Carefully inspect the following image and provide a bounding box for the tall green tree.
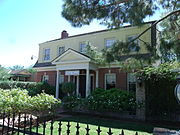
[159,12,180,62]
[62,0,180,66]
[62,0,179,28]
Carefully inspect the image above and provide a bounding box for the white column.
[96,70,99,88]
[56,70,59,99]
[76,76,79,96]
[68,75,70,82]
[86,68,90,97]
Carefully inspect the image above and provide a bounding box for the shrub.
[62,96,84,110]
[0,81,55,96]
[0,88,31,113]
[86,88,137,112]
[62,88,137,112]
[30,93,61,116]
[61,82,76,96]
[0,88,61,115]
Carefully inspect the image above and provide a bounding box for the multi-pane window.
[105,74,116,90]
[44,48,50,60]
[58,46,65,56]
[80,42,87,53]
[105,39,116,48]
[127,73,136,92]
[127,35,139,52]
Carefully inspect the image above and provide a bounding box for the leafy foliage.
[137,62,180,81]
[137,62,180,120]
[62,0,179,69]
[61,82,76,96]
[62,0,156,28]
[159,12,180,62]
[0,89,61,114]
[0,81,56,96]
[62,88,137,112]
[0,65,10,81]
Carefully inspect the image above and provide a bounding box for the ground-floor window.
[105,73,116,90]
[42,75,49,83]
[127,73,136,92]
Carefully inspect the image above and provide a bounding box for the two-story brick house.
[33,21,156,99]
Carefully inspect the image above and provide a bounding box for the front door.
[79,75,86,98]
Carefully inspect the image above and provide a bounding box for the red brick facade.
[98,68,127,90]
[35,71,56,86]
[35,68,127,90]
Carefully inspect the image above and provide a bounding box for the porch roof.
[52,48,97,70]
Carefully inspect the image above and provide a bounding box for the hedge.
[0,81,55,96]
[62,88,137,112]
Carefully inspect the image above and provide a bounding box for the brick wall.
[98,68,127,90]
[35,71,56,86]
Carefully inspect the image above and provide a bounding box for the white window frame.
[105,38,116,48]
[127,35,139,52]
[79,42,87,53]
[43,48,50,61]
[127,73,136,92]
[105,73,116,90]
[58,46,65,56]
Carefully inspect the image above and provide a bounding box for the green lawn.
[32,115,155,135]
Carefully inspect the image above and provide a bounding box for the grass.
[31,115,155,135]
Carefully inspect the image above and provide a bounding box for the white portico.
[52,49,98,98]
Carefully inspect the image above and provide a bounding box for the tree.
[62,0,180,69]
[159,12,180,62]
[0,65,10,80]
[9,65,24,71]
[62,0,179,28]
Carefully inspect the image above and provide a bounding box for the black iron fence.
[0,113,139,135]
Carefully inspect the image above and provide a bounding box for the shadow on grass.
[57,114,154,133]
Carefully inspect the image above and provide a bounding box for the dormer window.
[105,38,116,48]
[44,48,50,61]
[58,46,65,56]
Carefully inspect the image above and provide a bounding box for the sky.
[0,0,162,68]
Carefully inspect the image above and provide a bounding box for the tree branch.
[130,9,180,43]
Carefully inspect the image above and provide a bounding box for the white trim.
[33,66,56,71]
[52,49,90,64]
[96,70,99,88]
[54,59,90,65]
[56,63,90,71]
[86,68,90,97]
[104,73,116,90]
[56,70,59,99]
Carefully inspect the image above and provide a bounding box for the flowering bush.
[0,88,61,115]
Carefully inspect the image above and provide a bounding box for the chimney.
[61,30,69,39]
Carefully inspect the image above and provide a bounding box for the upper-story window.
[105,38,116,48]
[58,46,65,56]
[127,35,139,52]
[44,48,50,61]
[80,42,88,53]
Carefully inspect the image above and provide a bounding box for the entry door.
[79,75,86,98]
